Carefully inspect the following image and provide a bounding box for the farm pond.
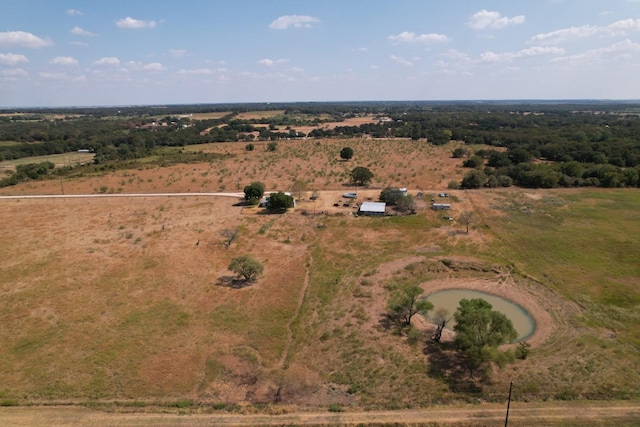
[425,289,535,341]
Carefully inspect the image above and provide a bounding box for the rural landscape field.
[1,103,640,426]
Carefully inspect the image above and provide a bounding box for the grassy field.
[0,151,95,172]
[0,138,639,416]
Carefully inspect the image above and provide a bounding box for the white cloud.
[142,62,164,71]
[177,68,215,75]
[0,53,29,66]
[531,25,599,44]
[39,72,66,80]
[467,10,525,30]
[479,46,565,62]
[124,61,165,71]
[66,9,83,16]
[257,58,288,66]
[71,41,89,47]
[0,31,53,48]
[531,19,640,44]
[552,39,640,63]
[269,15,320,30]
[116,17,157,29]
[93,57,120,66]
[71,26,97,37]
[50,56,79,66]
[2,68,28,77]
[388,31,448,44]
[169,49,187,58]
[390,54,413,67]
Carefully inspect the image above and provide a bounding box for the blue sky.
[1,0,640,107]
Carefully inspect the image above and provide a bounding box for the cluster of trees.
[387,286,519,378]
[379,187,415,213]
[0,161,55,187]
[458,147,640,189]
[3,102,640,191]
[242,181,294,212]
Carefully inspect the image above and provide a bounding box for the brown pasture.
[0,137,633,414]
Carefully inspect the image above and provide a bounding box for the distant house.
[359,201,386,216]
[432,203,451,210]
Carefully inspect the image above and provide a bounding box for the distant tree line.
[2,102,640,190]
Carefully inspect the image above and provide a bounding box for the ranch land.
[1,103,640,425]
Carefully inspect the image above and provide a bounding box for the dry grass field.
[1,137,640,424]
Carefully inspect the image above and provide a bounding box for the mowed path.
[2,402,640,426]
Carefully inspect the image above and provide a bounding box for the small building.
[359,201,386,216]
[432,203,451,210]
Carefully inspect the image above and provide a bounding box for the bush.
[245,143,255,151]
[328,403,343,412]
[463,156,484,168]
[461,170,487,189]
[452,147,468,158]
[340,146,354,160]
[515,342,531,360]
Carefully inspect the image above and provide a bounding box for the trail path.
[2,402,639,426]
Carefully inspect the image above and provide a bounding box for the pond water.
[425,289,535,341]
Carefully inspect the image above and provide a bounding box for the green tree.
[350,166,374,186]
[461,170,487,189]
[267,191,294,212]
[388,284,434,327]
[452,147,468,158]
[340,146,354,160]
[454,298,518,376]
[267,141,278,152]
[243,181,265,204]
[463,156,483,168]
[228,255,263,281]
[379,187,405,205]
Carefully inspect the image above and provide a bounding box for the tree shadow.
[378,312,397,331]
[216,275,254,289]
[423,340,483,395]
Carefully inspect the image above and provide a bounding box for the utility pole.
[505,380,513,427]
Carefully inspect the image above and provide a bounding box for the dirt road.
[2,402,640,426]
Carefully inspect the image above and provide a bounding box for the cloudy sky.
[1,0,640,107]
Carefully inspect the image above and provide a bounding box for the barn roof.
[359,201,386,213]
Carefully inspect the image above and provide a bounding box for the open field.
[188,112,232,120]
[1,137,639,424]
[0,152,95,172]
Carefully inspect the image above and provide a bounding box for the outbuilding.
[432,203,451,210]
[359,201,386,216]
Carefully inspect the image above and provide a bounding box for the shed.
[432,203,451,210]
[359,201,386,216]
